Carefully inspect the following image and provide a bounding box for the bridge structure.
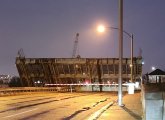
[16,57,142,89]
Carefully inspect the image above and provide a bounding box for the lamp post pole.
[131,34,133,83]
[118,0,123,106]
[97,0,133,106]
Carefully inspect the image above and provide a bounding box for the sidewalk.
[98,91,143,120]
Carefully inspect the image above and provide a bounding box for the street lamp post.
[130,34,133,83]
[97,25,134,106]
[118,0,123,106]
[109,27,134,83]
[97,26,134,105]
[97,0,133,106]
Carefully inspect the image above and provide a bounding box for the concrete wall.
[142,85,165,120]
[145,93,163,120]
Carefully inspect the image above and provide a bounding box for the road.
[0,92,118,120]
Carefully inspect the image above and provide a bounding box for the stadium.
[16,56,142,91]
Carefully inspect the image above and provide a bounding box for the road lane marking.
[2,108,38,119]
[87,102,114,120]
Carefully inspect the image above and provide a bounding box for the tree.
[8,76,22,87]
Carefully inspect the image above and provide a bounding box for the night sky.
[0,0,165,76]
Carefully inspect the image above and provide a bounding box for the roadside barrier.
[0,87,75,96]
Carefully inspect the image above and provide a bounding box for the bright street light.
[97,25,105,33]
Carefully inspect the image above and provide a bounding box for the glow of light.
[75,64,79,68]
[85,81,89,84]
[85,79,90,85]
[130,64,133,67]
[97,25,105,33]
[151,66,156,71]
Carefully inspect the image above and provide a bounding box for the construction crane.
[139,48,142,57]
[72,33,80,58]
[17,48,25,58]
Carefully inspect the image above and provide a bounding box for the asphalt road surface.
[0,92,118,120]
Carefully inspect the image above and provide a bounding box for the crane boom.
[72,33,79,58]
[17,48,25,58]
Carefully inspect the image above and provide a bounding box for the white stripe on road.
[2,108,38,119]
[87,102,114,120]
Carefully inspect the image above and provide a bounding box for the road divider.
[87,101,114,120]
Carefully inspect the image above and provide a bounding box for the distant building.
[16,57,143,89]
[0,75,11,86]
[148,69,165,83]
